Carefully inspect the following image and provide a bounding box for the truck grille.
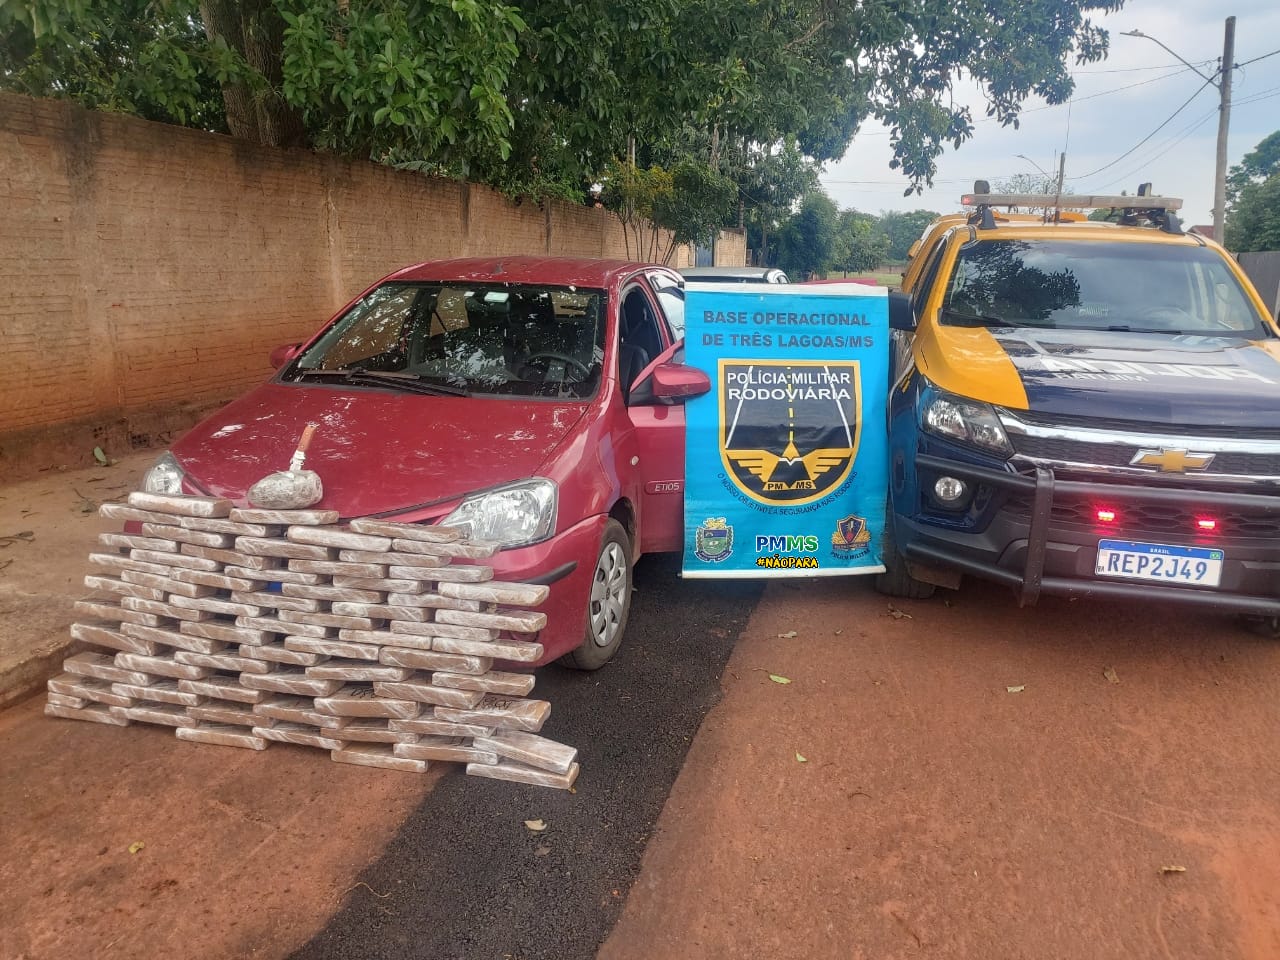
[1011,435,1280,476]
[1003,494,1280,539]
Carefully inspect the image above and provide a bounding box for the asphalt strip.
[291,554,764,960]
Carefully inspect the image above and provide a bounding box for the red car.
[141,258,709,669]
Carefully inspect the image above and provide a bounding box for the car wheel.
[873,507,936,600]
[561,519,633,671]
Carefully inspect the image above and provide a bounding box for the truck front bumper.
[899,454,1280,616]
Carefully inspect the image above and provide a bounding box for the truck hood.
[171,383,587,517]
[988,329,1280,429]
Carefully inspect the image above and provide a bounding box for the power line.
[1234,85,1280,106]
[1236,48,1280,68]
[1091,107,1218,192]
[852,64,1196,138]
[1067,76,1216,181]
[1074,59,1216,74]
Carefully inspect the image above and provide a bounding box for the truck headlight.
[922,388,1012,457]
[142,451,187,495]
[441,479,557,548]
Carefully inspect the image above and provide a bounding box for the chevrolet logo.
[1130,448,1216,473]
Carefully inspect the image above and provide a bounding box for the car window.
[649,272,685,338]
[307,285,422,370]
[292,282,607,398]
[941,240,1269,337]
[912,234,951,307]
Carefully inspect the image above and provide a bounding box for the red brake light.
[1095,508,1117,523]
[1196,517,1217,532]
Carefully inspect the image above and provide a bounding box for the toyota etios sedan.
[140,258,708,669]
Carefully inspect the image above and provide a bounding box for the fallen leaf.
[1103,666,1121,684]
[833,628,843,635]
[1006,685,1026,694]
[887,604,912,620]
[523,819,547,832]
[127,841,145,854]
[795,752,808,763]
[776,630,798,639]
[534,844,551,857]
[93,446,109,465]
[1160,865,1187,874]
[768,674,792,685]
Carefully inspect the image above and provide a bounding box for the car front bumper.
[486,513,609,664]
[898,453,1280,616]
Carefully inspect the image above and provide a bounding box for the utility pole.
[1213,16,1235,241]
[1053,152,1067,221]
[1122,17,1236,240]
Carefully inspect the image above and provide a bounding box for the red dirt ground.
[600,577,1280,960]
[0,695,434,960]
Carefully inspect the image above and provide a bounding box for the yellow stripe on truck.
[913,324,1029,410]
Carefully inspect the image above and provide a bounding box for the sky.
[819,0,1280,227]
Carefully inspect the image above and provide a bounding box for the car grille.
[1011,435,1280,476]
[1003,494,1280,539]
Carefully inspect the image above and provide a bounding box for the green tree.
[1225,175,1280,253]
[1224,131,1280,252]
[1226,130,1280,207]
[875,209,940,262]
[4,0,1124,216]
[832,210,889,274]
[738,140,820,265]
[775,190,840,278]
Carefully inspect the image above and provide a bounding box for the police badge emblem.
[719,359,861,506]
[694,517,734,563]
[831,514,872,555]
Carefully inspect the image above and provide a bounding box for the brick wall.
[0,94,733,477]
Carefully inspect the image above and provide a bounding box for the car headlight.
[142,451,187,495]
[441,479,558,548]
[922,387,1012,456]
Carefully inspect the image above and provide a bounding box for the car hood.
[979,329,1280,429]
[172,383,588,517]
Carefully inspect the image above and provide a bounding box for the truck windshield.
[288,282,606,398]
[942,240,1270,338]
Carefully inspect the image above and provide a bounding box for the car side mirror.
[269,342,302,370]
[652,362,711,401]
[888,292,917,332]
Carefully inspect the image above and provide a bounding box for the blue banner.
[681,283,889,578]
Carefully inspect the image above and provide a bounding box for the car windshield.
[942,240,1270,338]
[288,282,606,398]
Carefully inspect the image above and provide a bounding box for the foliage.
[1225,175,1280,253]
[278,1,524,166]
[874,209,940,262]
[653,161,738,248]
[0,0,238,131]
[832,210,889,274]
[775,190,841,278]
[599,160,674,261]
[1224,132,1280,252]
[738,139,821,264]
[4,0,1125,238]
[1226,131,1280,207]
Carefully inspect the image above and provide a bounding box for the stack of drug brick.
[45,492,579,789]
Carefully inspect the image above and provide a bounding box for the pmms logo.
[755,534,820,553]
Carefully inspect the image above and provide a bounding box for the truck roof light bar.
[963,182,1184,235]
[959,192,1184,211]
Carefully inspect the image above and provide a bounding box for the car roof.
[680,266,784,278]
[387,256,668,287]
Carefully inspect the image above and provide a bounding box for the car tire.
[561,519,633,671]
[873,510,936,600]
